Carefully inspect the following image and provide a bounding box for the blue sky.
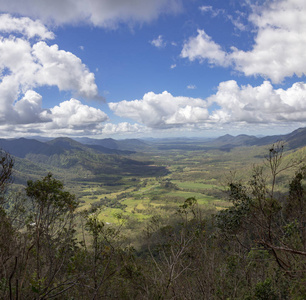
[0,0,306,139]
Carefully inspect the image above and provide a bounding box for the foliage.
[1,144,306,299]
[0,150,14,204]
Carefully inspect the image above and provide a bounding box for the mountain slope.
[0,138,65,158]
[75,137,149,151]
[211,134,258,147]
[0,137,135,159]
[283,127,306,149]
[0,137,168,184]
[47,137,135,155]
[208,127,306,149]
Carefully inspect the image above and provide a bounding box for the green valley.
[4,128,306,227]
[1,128,306,298]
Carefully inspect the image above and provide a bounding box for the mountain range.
[1,127,306,160]
[1,127,306,185]
[208,127,306,150]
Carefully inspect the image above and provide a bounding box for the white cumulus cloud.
[182,0,306,83]
[0,14,101,126]
[32,42,99,99]
[0,96,110,137]
[181,29,229,67]
[209,80,306,124]
[14,90,49,124]
[109,91,210,128]
[43,98,108,130]
[0,14,54,40]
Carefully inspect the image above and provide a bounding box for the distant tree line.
[0,144,305,299]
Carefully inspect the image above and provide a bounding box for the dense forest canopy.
[0,143,306,299]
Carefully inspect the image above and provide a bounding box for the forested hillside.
[2,127,306,187]
[0,137,167,186]
[0,141,306,298]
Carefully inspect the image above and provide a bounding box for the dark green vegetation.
[3,127,306,223]
[2,137,168,186]
[0,128,306,298]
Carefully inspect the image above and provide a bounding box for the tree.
[74,211,131,299]
[0,150,14,205]
[216,143,306,298]
[0,151,16,300]
[18,173,80,299]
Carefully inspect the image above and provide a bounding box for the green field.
[12,141,303,228]
[67,144,298,224]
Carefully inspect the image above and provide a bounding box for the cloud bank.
[0,0,182,27]
[109,81,306,132]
